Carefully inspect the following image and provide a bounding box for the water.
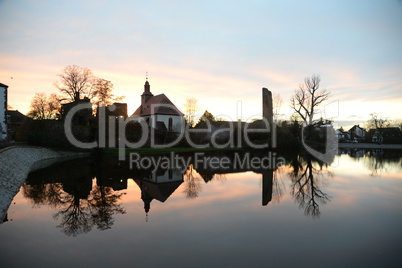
[1,149,401,267]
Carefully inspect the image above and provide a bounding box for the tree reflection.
[55,184,126,236]
[271,169,285,204]
[90,185,126,231]
[53,196,93,237]
[23,178,126,237]
[288,155,332,219]
[362,149,402,176]
[22,183,66,208]
[183,164,203,199]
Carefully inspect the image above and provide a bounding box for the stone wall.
[0,146,88,222]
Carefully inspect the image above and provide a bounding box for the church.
[130,78,184,133]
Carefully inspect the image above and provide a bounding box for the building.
[130,79,184,133]
[367,127,402,144]
[106,102,128,119]
[0,83,8,142]
[61,96,93,126]
[349,125,366,142]
[6,110,30,141]
[335,128,350,142]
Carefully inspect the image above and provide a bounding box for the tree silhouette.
[91,78,125,113]
[27,92,62,120]
[198,110,215,123]
[184,98,200,127]
[53,196,93,237]
[23,179,126,236]
[89,185,126,231]
[290,75,330,125]
[288,155,331,218]
[183,164,203,199]
[54,65,95,102]
[23,182,67,208]
[273,93,283,124]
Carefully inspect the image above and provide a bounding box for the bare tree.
[390,119,402,130]
[273,93,283,123]
[28,92,61,119]
[366,113,390,130]
[290,74,330,125]
[54,65,94,102]
[28,93,47,119]
[184,98,200,127]
[47,93,62,117]
[91,78,125,111]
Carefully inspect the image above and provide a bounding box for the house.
[130,79,184,133]
[367,127,402,144]
[6,110,31,141]
[0,83,8,142]
[106,102,128,119]
[61,95,93,126]
[349,125,366,142]
[335,128,350,142]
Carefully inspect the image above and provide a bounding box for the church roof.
[131,93,183,117]
[133,178,183,202]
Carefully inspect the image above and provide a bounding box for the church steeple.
[141,185,152,223]
[141,74,153,107]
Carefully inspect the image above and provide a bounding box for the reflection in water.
[338,148,402,176]
[262,170,273,206]
[23,159,126,236]
[134,167,183,221]
[15,149,401,236]
[183,164,203,199]
[271,167,285,204]
[287,155,332,219]
[23,181,126,237]
[364,149,402,176]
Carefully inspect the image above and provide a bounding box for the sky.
[0,0,401,129]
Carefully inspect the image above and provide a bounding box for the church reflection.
[18,150,340,236]
[135,168,184,221]
[20,151,280,235]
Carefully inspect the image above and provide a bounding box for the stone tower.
[262,87,273,126]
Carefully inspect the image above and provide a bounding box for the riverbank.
[0,146,89,223]
[338,143,402,149]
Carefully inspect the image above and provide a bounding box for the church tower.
[141,78,153,107]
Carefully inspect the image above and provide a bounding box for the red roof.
[131,94,183,117]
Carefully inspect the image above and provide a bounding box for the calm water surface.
[1,150,401,267]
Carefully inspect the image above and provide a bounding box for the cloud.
[1,0,401,121]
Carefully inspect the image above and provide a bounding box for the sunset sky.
[0,0,401,129]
